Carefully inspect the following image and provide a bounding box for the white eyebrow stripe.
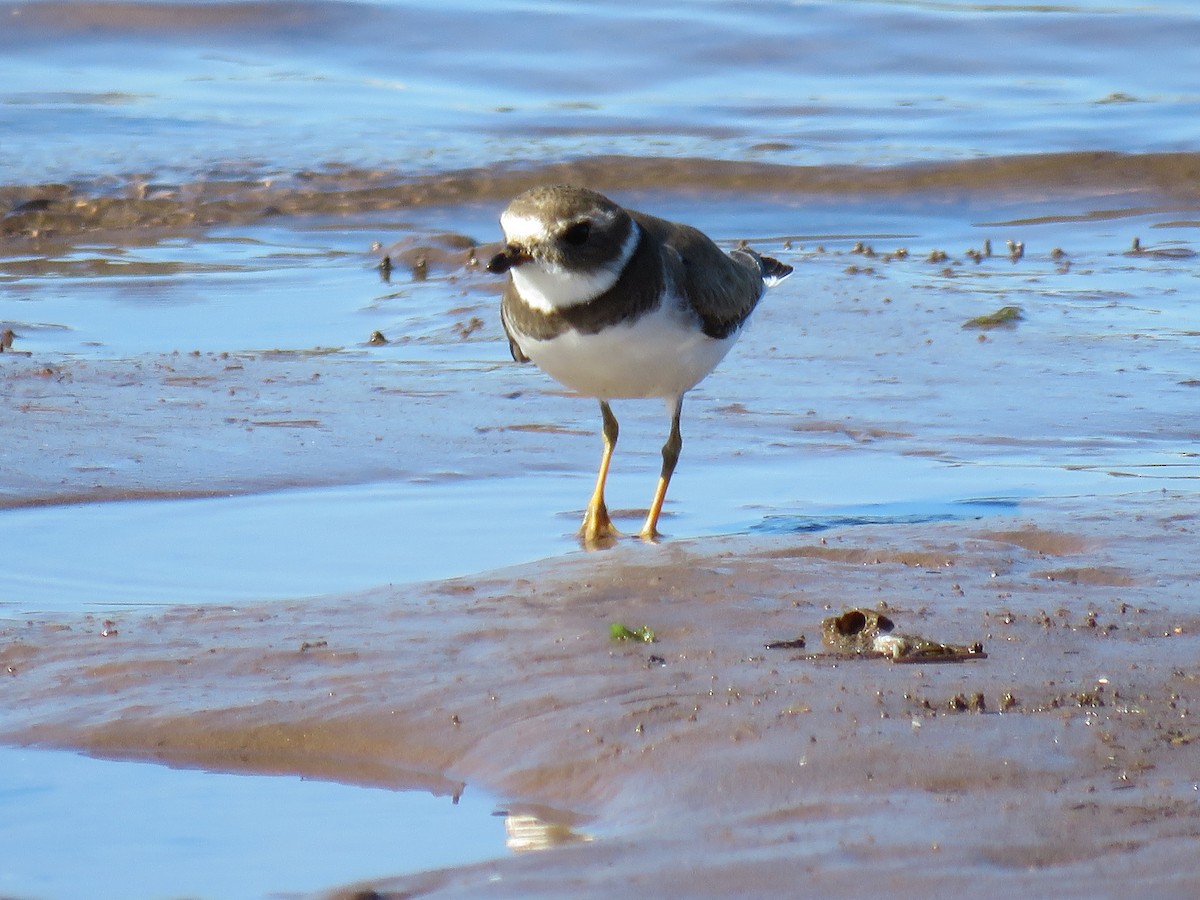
[500,211,552,244]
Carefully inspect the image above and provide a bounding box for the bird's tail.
[732,246,794,287]
[757,254,793,287]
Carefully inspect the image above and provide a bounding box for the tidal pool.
[0,449,1148,618]
[0,744,507,900]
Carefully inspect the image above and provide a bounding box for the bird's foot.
[579,502,621,547]
[637,523,664,544]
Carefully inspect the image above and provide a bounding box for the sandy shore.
[4,158,1198,896]
[3,488,1198,897]
[5,1,1200,890]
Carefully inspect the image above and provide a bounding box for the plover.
[488,185,791,544]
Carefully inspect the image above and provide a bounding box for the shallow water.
[0,455,1145,616]
[0,745,505,900]
[2,199,1197,617]
[2,1,1199,897]
[2,0,1199,185]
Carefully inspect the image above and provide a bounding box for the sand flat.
[4,490,1198,896]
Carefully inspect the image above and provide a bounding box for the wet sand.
[4,155,1197,510]
[3,188,1199,892]
[4,0,1200,894]
[3,165,1199,893]
[4,492,1199,897]
[5,151,1200,251]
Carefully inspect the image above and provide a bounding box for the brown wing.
[631,211,778,340]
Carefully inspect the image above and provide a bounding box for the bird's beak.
[487,244,532,274]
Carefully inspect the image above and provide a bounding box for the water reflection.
[750,498,1020,534]
[504,812,593,853]
[0,745,506,900]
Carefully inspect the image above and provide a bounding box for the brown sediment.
[381,233,481,275]
[979,526,1092,557]
[2,139,1198,896]
[0,349,562,510]
[756,544,957,568]
[790,418,913,442]
[4,151,1200,249]
[3,492,1199,897]
[1033,566,1139,586]
[475,422,593,436]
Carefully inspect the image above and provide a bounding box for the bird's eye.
[562,220,591,245]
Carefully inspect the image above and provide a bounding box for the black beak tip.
[487,245,531,275]
[486,252,512,274]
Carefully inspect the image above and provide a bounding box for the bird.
[487,185,791,545]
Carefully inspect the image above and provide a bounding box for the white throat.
[508,221,640,313]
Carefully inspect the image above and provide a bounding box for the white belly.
[519,301,740,400]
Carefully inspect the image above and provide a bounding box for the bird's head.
[487,185,639,311]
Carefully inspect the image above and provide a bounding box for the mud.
[3,194,1196,900]
[3,493,1199,897]
[4,0,1200,894]
[5,151,1200,250]
[0,349,541,509]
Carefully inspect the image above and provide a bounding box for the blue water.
[1,1,1198,184]
[0,745,506,900]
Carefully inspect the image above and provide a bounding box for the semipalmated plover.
[488,185,791,544]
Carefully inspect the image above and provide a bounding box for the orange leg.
[580,400,621,545]
[640,396,683,541]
